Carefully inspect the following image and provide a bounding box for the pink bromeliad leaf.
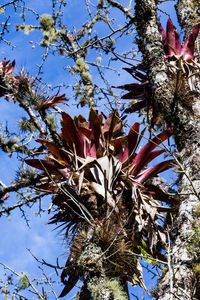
[0,58,15,75]
[181,23,200,60]
[135,159,174,184]
[160,19,200,60]
[166,19,182,55]
[131,128,173,176]
[144,149,165,166]
[160,19,181,56]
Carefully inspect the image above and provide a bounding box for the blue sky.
[0,1,179,299]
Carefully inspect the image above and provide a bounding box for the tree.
[0,0,199,299]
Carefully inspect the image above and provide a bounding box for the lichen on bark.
[175,0,199,36]
[78,243,129,300]
[134,0,175,124]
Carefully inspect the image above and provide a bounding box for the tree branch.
[0,175,41,200]
[134,0,175,122]
[106,0,135,20]
[175,0,199,36]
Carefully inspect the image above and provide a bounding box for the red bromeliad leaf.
[25,159,58,172]
[35,184,57,191]
[128,123,140,155]
[144,184,177,204]
[144,149,165,167]
[61,112,85,157]
[25,159,69,179]
[181,23,200,60]
[136,159,175,184]
[160,19,200,60]
[113,137,124,159]
[74,115,89,132]
[131,128,173,176]
[36,139,67,164]
[123,65,147,82]
[121,83,146,99]
[124,101,147,113]
[112,123,139,163]
[103,111,122,142]
[59,149,74,165]
[75,115,92,140]
[89,108,103,152]
[166,19,181,56]
[0,58,15,75]
[78,127,92,139]
[36,91,67,110]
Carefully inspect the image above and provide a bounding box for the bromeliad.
[0,58,15,99]
[160,18,200,91]
[119,19,200,117]
[26,108,176,297]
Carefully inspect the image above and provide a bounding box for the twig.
[0,0,19,8]
[39,267,59,300]
[0,175,41,200]
[0,261,45,300]
[106,0,135,20]
[0,192,47,215]
[27,248,63,272]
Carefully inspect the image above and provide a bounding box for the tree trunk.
[134,0,200,298]
[78,243,129,300]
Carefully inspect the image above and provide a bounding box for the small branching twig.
[0,261,45,300]
[39,267,59,300]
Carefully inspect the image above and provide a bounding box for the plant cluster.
[26,107,175,297]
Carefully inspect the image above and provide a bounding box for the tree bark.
[175,0,199,35]
[134,0,200,299]
[78,243,129,300]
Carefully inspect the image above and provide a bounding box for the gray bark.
[134,0,200,299]
[175,0,199,36]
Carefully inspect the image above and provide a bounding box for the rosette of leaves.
[118,19,200,117]
[160,19,200,92]
[26,108,176,297]
[0,58,16,99]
